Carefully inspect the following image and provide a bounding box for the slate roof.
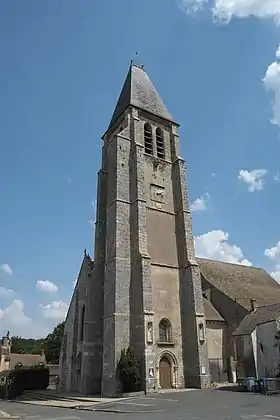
[233,303,280,336]
[203,297,225,322]
[9,353,46,369]
[109,64,174,128]
[197,257,280,311]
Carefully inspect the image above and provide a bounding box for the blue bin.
[259,378,268,394]
[246,377,255,392]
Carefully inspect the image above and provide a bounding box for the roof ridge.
[256,302,280,308]
[198,257,280,312]
[196,256,261,270]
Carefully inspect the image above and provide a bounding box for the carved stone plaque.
[150,184,165,204]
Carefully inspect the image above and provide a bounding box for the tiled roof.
[203,297,225,322]
[109,64,174,128]
[233,303,280,336]
[197,257,280,310]
[9,353,46,369]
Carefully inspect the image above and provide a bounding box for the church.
[59,63,280,397]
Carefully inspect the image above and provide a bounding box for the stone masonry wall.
[101,115,132,396]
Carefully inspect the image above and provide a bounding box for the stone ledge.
[157,341,175,347]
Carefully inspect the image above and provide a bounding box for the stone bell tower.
[0,332,11,372]
[95,63,210,396]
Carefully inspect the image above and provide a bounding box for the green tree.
[11,337,44,355]
[117,347,141,393]
[10,336,25,354]
[43,321,65,364]
[10,321,65,365]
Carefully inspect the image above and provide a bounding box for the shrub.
[0,371,9,399]
[21,364,49,391]
[117,347,141,393]
[7,370,24,399]
[1,364,50,400]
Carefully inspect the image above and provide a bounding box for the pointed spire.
[109,64,174,128]
[130,51,144,69]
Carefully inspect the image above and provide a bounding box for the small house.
[233,303,280,379]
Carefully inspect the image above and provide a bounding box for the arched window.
[159,318,172,342]
[144,123,153,155]
[80,305,85,342]
[156,127,165,159]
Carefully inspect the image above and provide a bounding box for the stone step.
[17,391,78,402]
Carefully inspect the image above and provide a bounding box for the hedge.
[0,371,9,398]
[0,364,49,400]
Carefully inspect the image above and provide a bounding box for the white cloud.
[190,193,209,212]
[0,286,14,298]
[264,241,280,260]
[178,0,280,23]
[274,172,280,181]
[67,176,73,184]
[270,265,280,282]
[40,301,68,321]
[195,229,252,266]
[89,199,97,229]
[0,299,31,327]
[89,220,95,228]
[263,47,280,127]
[0,300,50,339]
[178,4,280,126]
[276,45,280,60]
[36,280,58,293]
[179,0,207,14]
[264,241,280,282]
[0,264,13,276]
[238,169,268,192]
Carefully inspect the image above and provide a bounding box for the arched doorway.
[159,356,172,389]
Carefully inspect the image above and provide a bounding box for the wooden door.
[159,356,172,389]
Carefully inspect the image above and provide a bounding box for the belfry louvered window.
[144,123,153,155]
[156,127,165,159]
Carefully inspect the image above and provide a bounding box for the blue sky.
[1,0,280,338]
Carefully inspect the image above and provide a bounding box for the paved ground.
[1,388,280,419]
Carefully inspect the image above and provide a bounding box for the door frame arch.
[156,351,179,389]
